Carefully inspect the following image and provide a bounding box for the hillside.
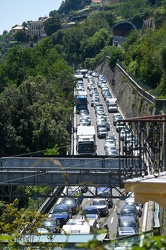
[0,0,165,156]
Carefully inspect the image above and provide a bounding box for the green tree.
[14,30,27,43]
[108,47,124,71]
[58,0,91,14]
[44,16,62,36]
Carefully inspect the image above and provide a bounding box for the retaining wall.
[96,60,166,118]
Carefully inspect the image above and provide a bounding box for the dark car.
[51,204,72,226]
[107,103,118,113]
[97,126,108,139]
[91,97,100,107]
[91,198,109,216]
[125,198,142,217]
[118,216,139,233]
[119,205,139,223]
[94,102,103,109]
[97,121,110,131]
[104,92,112,101]
[66,186,85,204]
[37,217,61,234]
[83,205,100,217]
[116,121,126,133]
[113,113,123,126]
[96,187,113,208]
[60,197,79,215]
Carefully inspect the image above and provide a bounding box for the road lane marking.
[110,217,114,224]
[114,205,117,212]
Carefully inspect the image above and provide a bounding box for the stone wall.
[95,60,157,119]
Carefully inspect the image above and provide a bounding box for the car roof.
[122,204,136,209]
[84,205,98,210]
[54,203,68,208]
[119,216,136,222]
[93,198,106,202]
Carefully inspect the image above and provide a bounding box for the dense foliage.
[0,0,166,156]
[0,0,166,247]
[0,41,74,156]
[43,16,62,36]
[58,0,91,14]
[123,21,166,94]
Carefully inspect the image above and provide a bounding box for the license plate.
[71,230,80,233]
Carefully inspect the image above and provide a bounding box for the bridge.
[0,114,165,203]
[0,155,143,199]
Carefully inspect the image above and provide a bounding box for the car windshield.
[120,209,135,216]
[120,220,136,228]
[98,127,107,131]
[84,209,97,214]
[99,192,111,198]
[78,144,94,151]
[53,207,68,213]
[93,200,105,205]
[84,214,96,219]
[43,220,56,227]
[62,199,75,205]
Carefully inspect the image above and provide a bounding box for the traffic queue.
[35,69,143,249]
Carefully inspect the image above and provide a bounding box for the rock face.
[96,60,156,119]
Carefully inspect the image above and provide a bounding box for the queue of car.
[116,191,143,241]
[35,70,143,245]
[76,70,143,243]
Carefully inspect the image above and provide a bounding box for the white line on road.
[114,205,117,212]
[110,217,114,224]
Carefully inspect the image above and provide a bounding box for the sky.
[0,0,63,35]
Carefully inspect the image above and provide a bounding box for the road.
[44,71,145,241]
[74,73,144,239]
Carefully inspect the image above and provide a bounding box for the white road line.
[114,205,117,212]
[110,217,114,224]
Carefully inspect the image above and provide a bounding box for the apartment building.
[28,16,48,38]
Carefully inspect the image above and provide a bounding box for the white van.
[61,218,97,234]
[107,98,118,113]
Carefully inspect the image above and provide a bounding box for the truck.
[75,90,88,114]
[80,69,88,78]
[76,126,97,155]
[74,73,83,80]
[107,98,118,113]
